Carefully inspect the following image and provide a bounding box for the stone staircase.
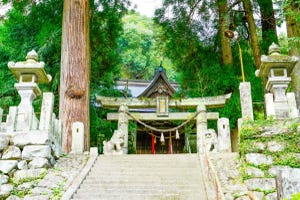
[72,154,208,200]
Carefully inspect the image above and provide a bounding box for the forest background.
[0,0,299,152]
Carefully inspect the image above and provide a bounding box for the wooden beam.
[96,93,231,109]
[107,112,219,121]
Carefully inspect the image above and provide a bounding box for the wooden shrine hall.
[97,66,231,154]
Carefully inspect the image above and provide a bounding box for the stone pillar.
[54,119,63,157]
[14,82,38,131]
[196,104,207,154]
[265,93,275,118]
[71,121,84,154]
[6,106,18,133]
[276,168,300,200]
[239,82,254,120]
[287,92,299,118]
[39,92,55,132]
[118,104,128,154]
[217,118,231,152]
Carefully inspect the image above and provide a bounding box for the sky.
[0,3,11,17]
[130,0,162,17]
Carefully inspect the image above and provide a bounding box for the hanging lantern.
[160,132,165,143]
[176,129,180,139]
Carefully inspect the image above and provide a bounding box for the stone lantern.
[256,43,299,119]
[8,50,52,131]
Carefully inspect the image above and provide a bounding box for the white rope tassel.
[160,132,165,143]
[176,129,180,139]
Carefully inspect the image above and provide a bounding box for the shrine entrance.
[97,67,232,155]
[136,130,185,154]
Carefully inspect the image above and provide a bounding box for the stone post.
[217,118,231,152]
[71,121,84,154]
[118,104,128,154]
[239,82,254,120]
[6,106,18,133]
[196,104,207,154]
[287,92,299,118]
[264,93,275,118]
[39,92,55,132]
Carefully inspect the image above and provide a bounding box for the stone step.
[72,192,203,200]
[74,189,205,196]
[84,176,202,182]
[82,179,201,184]
[72,154,208,200]
[86,172,202,177]
[78,184,202,190]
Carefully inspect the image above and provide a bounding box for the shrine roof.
[116,68,179,98]
[138,67,176,98]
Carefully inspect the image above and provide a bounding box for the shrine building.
[97,66,231,154]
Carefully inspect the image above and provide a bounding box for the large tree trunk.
[242,0,261,69]
[218,0,233,66]
[60,0,90,153]
[286,0,300,109]
[257,0,278,54]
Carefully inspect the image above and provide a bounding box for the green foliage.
[118,12,175,81]
[90,0,129,88]
[128,122,137,154]
[291,192,300,200]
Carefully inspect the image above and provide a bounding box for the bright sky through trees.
[130,0,162,17]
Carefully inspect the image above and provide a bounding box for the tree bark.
[286,0,300,108]
[60,0,90,153]
[218,0,233,66]
[257,0,278,54]
[242,0,261,69]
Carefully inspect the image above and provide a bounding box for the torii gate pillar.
[196,104,207,153]
[118,104,129,154]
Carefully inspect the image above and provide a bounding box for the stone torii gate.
[96,93,231,154]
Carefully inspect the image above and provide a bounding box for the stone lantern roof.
[256,43,299,81]
[8,50,52,84]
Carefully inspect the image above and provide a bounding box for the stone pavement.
[6,152,91,200]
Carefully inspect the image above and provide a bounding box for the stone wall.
[0,93,62,198]
[239,119,300,200]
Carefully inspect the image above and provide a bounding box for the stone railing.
[201,152,226,200]
[0,91,62,168]
[38,92,62,158]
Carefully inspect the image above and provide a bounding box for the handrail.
[204,151,226,200]
[200,141,226,200]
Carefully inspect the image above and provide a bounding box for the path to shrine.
[70,154,208,200]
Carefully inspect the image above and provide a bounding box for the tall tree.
[256,0,278,54]
[218,0,233,66]
[60,0,90,152]
[285,0,300,108]
[242,0,261,69]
